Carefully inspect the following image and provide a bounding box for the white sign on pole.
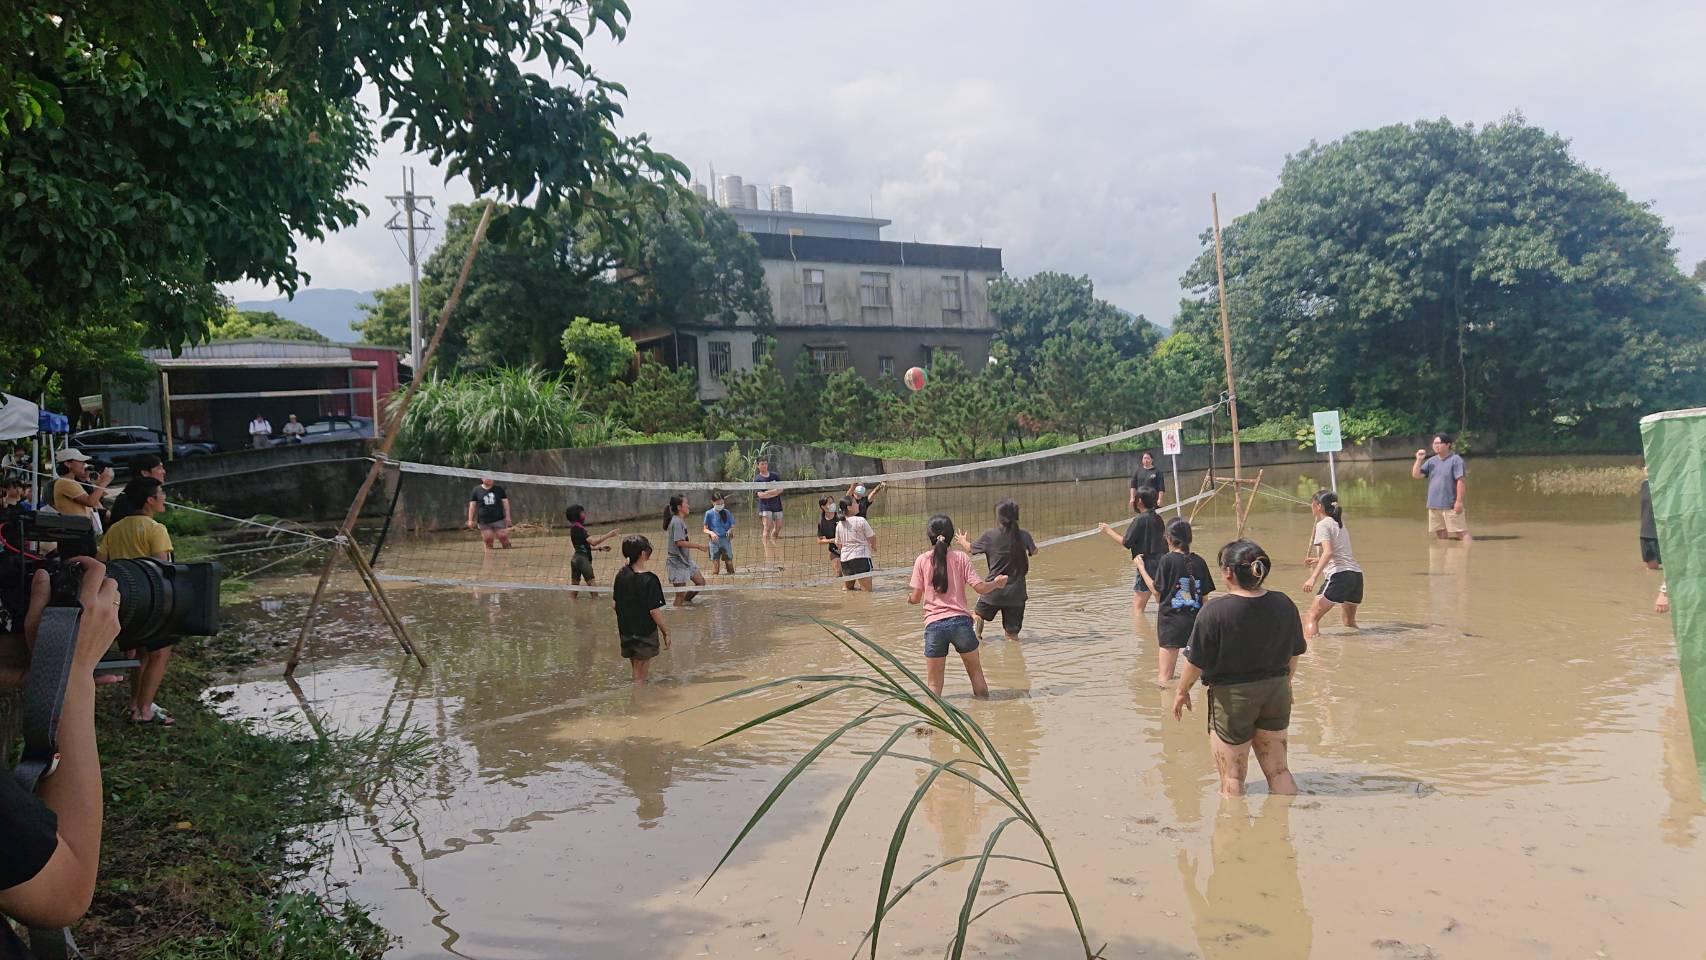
[1160,423,1183,457]
[1312,410,1342,453]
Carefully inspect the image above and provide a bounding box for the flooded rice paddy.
[219,456,1704,958]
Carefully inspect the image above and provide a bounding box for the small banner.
[1312,410,1342,453]
[1160,423,1183,457]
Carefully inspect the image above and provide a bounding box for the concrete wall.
[163,439,382,522]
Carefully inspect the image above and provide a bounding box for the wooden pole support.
[1211,193,1246,537]
[286,199,498,677]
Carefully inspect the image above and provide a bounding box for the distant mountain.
[235,288,373,343]
[1117,307,1171,336]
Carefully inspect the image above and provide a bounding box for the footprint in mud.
[1296,772,1437,797]
[1351,622,1434,636]
[942,685,1076,702]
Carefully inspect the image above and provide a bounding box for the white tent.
[0,393,37,441]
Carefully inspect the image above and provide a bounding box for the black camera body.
[1,511,223,651]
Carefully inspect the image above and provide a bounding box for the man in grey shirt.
[1411,433,1470,542]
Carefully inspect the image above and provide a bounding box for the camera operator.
[0,562,121,948]
[49,451,110,558]
[98,478,178,726]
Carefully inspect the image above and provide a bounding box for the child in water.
[960,499,1037,641]
[1137,518,1214,687]
[908,514,1008,696]
[834,496,877,591]
[1300,490,1362,638]
[703,491,737,576]
[815,496,842,578]
[612,535,669,683]
[565,504,620,597]
[1100,485,1166,622]
[663,494,707,606]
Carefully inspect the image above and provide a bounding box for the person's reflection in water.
[1661,676,1706,847]
[1180,796,1312,959]
[918,731,984,863]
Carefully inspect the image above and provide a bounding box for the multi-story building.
[635,192,1003,401]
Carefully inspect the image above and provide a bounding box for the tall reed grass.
[390,367,625,465]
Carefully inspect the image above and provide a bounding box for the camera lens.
[103,558,224,648]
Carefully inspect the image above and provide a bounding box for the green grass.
[1518,465,1644,496]
[68,630,432,958]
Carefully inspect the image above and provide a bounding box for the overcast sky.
[223,0,1706,324]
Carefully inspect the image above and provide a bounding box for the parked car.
[284,416,376,445]
[70,426,218,472]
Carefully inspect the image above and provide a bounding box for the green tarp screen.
[1641,407,1706,795]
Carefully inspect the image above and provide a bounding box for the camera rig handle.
[11,605,86,960]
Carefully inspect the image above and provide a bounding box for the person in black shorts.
[815,497,842,577]
[962,499,1038,641]
[565,504,620,597]
[1639,470,1667,614]
[612,535,669,683]
[1173,539,1305,797]
[1300,490,1363,638]
[1101,485,1166,627]
[1137,518,1214,687]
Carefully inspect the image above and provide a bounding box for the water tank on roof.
[769,184,794,212]
[718,175,745,208]
[743,184,759,209]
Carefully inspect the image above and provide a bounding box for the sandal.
[130,704,176,727]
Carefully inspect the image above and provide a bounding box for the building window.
[878,356,895,379]
[941,275,963,325]
[804,269,825,306]
[808,346,850,375]
[930,345,962,367]
[707,340,732,381]
[752,338,767,365]
[860,272,891,309]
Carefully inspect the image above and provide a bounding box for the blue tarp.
[38,410,69,434]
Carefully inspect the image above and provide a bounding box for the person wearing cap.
[51,449,110,558]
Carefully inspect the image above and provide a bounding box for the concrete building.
[636,200,1003,401]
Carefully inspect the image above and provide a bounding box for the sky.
[222,0,1706,325]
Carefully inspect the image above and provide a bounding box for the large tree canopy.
[989,272,1161,372]
[2,0,684,411]
[1183,115,1706,439]
[370,193,771,370]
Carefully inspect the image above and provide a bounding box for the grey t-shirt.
[666,515,692,567]
[1420,454,1465,510]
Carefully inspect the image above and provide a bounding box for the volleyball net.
[369,400,1230,594]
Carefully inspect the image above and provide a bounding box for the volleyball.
[903,366,927,391]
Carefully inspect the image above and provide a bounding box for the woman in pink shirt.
[908,514,1008,697]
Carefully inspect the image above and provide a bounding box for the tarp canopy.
[0,393,38,441]
[1641,406,1706,797]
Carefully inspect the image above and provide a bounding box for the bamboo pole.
[286,199,498,677]
[1210,193,1246,537]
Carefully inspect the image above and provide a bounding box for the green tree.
[1030,336,1123,441]
[906,351,996,459]
[989,272,1161,371]
[352,285,411,350]
[560,318,636,394]
[206,309,329,343]
[714,354,789,440]
[817,368,884,442]
[620,360,701,436]
[3,0,683,414]
[1182,115,1706,437]
[1693,258,1706,285]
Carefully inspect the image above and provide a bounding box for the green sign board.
[1312,410,1342,453]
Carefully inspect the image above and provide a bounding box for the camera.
[1,513,223,652]
[85,457,111,476]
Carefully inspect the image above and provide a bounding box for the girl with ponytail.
[1301,489,1363,638]
[908,514,1009,696]
[1172,538,1306,797]
[1140,518,1214,687]
[962,499,1037,641]
[662,494,707,606]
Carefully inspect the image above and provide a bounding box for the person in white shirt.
[833,496,878,592]
[248,414,273,449]
[281,414,306,443]
[1300,490,1363,638]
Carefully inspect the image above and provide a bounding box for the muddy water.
[220,456,1705,958]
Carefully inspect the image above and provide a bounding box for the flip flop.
[130,704,176,726]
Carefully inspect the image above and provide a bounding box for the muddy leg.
[1252,727,1298,795]
[1210,735,1251,796]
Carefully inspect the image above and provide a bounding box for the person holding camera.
[50,450,110,548]
[98,478,178,727]
[0,561,121,948]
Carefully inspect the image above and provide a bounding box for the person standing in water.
[1131,449,1167,509]
[1413,433,1470,542]
[1138,518,1214,687]
[1300,490,1362,638]
[703,491,737,576]
[753,457,784,541]
[961,499,1037,641]
[834,496,878,591]
[1639,468,1668,614]
[908,514,1009,697]
[565,504,620,596]
[1100,485,1166,619]
[663,494,707,606]
[845,480,886,518]
[815,496,843,578]
[612,535,669,683]
[466,476,513,550]
[1173,539,1305,797]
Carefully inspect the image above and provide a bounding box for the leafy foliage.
[352,285,411,350]
[1183,114,1706,439]
[714,354,791,441]
[620,360,702,436]
[560,317,636,391]
[207,309,329,343]
[990,271,1160,370]
[391,367,620,464]
[817,368,886,443]
[698,620,1102,960]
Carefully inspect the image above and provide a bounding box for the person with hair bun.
[612,535,669,683]
[1173,539,1305,797]
[1301,490,1362,638]
[962,499,1037,642]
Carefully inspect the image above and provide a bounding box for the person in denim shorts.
[908,514,1009,697]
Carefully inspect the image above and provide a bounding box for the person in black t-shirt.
[465,476,512,549]
[1172,539,1304,797]
[814,496,843,577]
[612,535,669,683]
[844,480,885,520]
[1136,518,1214,688]
[1130,450,1167,509]
[565,503,620,595]
[961,499,1038,641]
[1100,486,1166,620]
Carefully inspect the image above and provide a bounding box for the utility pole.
[386,167,435,377]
